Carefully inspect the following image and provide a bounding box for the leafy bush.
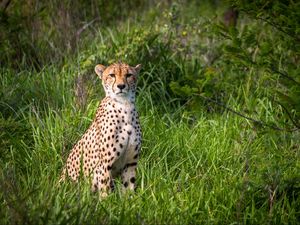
[0,0,147,70]
[168,0,300,129]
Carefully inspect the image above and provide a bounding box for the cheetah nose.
[117,84,126,90]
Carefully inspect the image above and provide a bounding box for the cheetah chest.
[100,101,141,177]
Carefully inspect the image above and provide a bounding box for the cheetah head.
[95,63,141,101]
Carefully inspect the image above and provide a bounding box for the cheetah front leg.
[121,162,138,192]
[92,163,112,197]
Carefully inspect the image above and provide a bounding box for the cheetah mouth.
[116,91,127,95]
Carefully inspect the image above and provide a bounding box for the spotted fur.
[60,62,142,197]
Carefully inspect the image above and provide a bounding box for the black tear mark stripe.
[125,68,130,87]
[113,78,116,91]
[126,162,137,168]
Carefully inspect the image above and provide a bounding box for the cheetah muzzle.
[60,62,142,197]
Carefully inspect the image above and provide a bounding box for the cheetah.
[60,62,142,197]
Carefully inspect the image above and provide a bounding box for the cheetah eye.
[126,73,133,78]
[109,74,115,78]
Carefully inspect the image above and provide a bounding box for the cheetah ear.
[134,64,142,74]
[95,64,106,79]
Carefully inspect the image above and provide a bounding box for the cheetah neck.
[112,97,135,106]
[107,93,136,105]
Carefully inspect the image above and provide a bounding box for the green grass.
[1,1,300,224]
[0,65,299,225]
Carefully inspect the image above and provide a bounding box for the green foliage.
[1,1,299,224]
[168,0,300,128]
[1,96,299,224]
[0,0,147,69]
[227,0,300,123]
